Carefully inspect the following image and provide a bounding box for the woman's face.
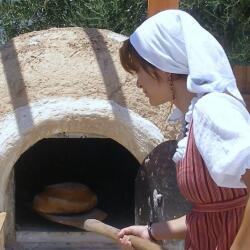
[136,67,173,106]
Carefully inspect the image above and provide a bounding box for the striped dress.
[176,122,248,250]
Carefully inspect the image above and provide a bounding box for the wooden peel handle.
[83,219,162,250]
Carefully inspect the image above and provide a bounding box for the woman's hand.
[117,225,150,250]
[117,216,187,249]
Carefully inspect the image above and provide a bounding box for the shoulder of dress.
[193,92,249,127]
[194,92,245,115]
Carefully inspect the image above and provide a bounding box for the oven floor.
[9,209,130,250]
[7,231,120,249]
[7,242,119,250]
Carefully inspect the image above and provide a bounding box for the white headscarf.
[130,10,245,163]
[130,9,244,104]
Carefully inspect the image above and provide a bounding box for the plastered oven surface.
[0,27,182,248]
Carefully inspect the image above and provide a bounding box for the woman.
[117,10,250,250]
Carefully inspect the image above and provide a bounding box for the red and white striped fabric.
[176,122,248,250]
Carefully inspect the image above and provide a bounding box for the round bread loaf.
[33,182,97,214]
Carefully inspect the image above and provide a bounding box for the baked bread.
[33,182,97,214]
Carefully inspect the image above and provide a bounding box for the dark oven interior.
[14,136,140,232]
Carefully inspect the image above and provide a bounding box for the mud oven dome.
[0,27,188,249]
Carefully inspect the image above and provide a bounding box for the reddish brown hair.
[119,39,187,81]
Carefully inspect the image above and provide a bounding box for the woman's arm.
[151,215,187,241]
[231,169,250,250]
[118,215,187,249]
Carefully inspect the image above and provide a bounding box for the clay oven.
[0,27,182,249]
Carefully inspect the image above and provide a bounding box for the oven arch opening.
[14,135,140,239]
[0,97,164,247]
